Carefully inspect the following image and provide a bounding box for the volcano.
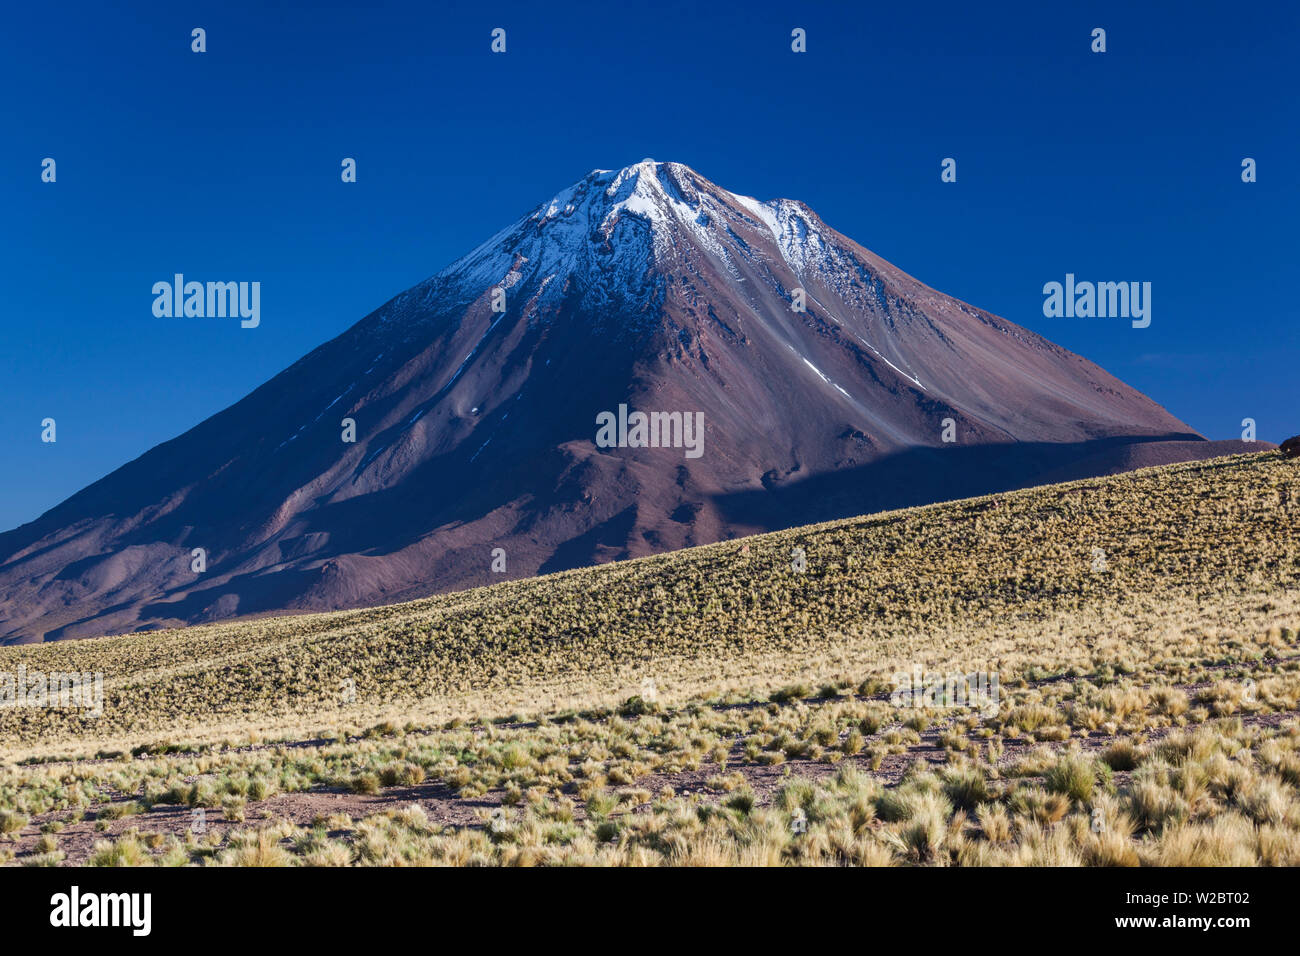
[0,160,1255,643]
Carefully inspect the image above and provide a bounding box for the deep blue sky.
[2,0,1296,532]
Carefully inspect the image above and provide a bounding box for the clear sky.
[2,0,1296,532]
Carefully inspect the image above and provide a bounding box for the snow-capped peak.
[422,160,862,318]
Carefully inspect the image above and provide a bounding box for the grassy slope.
[3,450,1300,866]
[1,450,1296,758]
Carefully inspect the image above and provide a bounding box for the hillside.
[1,451,1297,866]
[2,449,1296,753]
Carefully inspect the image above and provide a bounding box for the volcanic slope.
[0,160,1253,642]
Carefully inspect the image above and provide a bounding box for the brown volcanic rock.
[0,161,1242,642]
[1280,435,1300,459]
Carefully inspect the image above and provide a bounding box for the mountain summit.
[0,161,1253,643]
